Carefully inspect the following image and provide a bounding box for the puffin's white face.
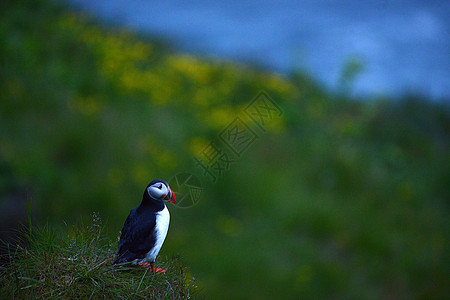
[147,181,176,203]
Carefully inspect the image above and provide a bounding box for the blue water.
[68,0,449,99]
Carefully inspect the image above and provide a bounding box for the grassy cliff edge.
[0,214,197,299]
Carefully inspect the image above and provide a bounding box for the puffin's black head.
[146,179,176,204]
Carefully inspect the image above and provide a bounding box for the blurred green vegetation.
[1,0,449,299]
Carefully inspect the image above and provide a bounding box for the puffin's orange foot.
[138,262,165,273]
[138,262,151,268]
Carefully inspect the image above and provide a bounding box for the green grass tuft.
[0,214,197,299]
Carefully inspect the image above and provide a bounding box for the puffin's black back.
[114,182,166,264]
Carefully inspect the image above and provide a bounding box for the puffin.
[114,179,176,273]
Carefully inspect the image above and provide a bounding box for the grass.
[0,213,197,299]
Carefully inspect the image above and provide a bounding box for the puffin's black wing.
[114,209,157,264]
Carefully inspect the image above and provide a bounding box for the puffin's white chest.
[145,205,170,262]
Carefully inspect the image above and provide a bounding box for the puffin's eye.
[157,184,162,189]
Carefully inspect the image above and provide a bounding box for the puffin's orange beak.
[167,188,176,203]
